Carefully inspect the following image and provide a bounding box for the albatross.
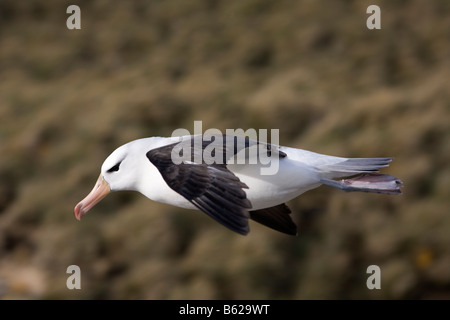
[74,134,402,235]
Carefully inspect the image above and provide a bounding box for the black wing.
[249,203,297,235]
[146,134,290,235]
[147,140,252,235]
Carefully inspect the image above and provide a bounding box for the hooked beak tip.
[74,174,110,221]
[74,203,83,221]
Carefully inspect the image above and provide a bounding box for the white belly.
[230,157,321,210]
[140,145,324,211]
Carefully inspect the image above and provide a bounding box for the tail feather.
[320,173,403,195]
[317,156,402,194]
[322,157,393,178]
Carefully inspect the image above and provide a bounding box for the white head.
[101,143,140,191]
[74,137,182,220]
[74,141,143,220]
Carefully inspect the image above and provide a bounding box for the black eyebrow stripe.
[107,161,121,173]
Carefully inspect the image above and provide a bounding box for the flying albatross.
[74,134,402,235]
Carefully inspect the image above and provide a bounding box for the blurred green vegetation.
[0,0,449,299]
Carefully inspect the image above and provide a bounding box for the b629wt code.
[223,304,270,315]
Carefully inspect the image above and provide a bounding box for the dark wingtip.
[249,203,298,236]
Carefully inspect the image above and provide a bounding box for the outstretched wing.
[146,139,252,235]
[146,134,293,235]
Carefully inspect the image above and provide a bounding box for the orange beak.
[74,174,110,220]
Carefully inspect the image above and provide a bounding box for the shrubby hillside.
[0,0,449,299]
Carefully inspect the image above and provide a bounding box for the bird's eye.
[107,162,121,173]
